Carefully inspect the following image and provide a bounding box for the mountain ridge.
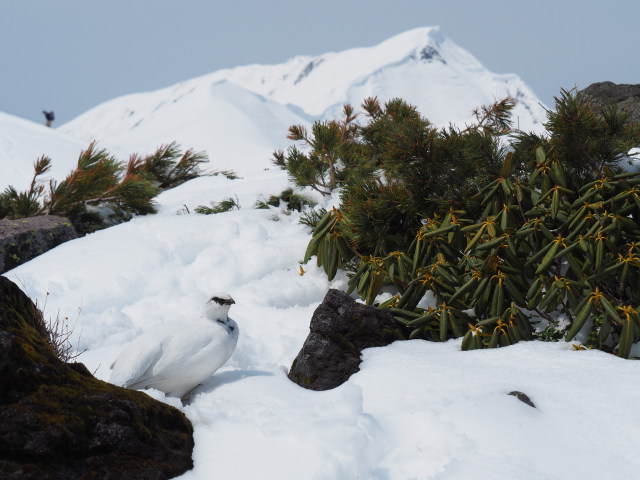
[4,27,548,187]
[200,26,544,126]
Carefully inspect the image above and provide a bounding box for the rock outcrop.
[0,216,77,273]
[581,81,640,124]
[288,289,404,390]
[0,276,194,479]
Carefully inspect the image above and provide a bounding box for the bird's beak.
[226,298,236,305]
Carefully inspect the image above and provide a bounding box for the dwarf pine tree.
[125,141,208,190]
[512,88,640,189]
[280,96,517,257]
[273,105,372,195]
[0,142,208,233]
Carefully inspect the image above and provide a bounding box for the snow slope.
[6,173,640,480]
[0,112,86,190]
[58,26,546,178]
[57,81,310,176]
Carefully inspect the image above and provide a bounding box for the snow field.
[7,171,640,479]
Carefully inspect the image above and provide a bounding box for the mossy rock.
[0,276,194,479]
[0,216,78,273]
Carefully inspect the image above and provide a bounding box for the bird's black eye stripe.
[210,296,235,305]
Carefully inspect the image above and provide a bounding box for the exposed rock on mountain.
[581,81,640,123]
[0,216,77,274]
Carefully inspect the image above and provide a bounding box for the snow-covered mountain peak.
[203,25,526,123]
[202,27,452,112]
[57,26,547,176]
[370,25,447,62]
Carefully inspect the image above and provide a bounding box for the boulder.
[0,276,194,479]
[0,216,78,273]
[581,81,640,124]
[288,289,404,390]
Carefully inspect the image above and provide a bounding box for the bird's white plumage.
[109,293,239,398]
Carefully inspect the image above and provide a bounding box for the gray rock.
[288,289,404,390]
[508,390,536,408]
[0,276,194,479]
[581,81,640,124]
[0,215,77,273]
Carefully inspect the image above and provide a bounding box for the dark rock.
[0,216,78,273]
[0,276,194,479]
[581,81,640,124]
[508,390,536,408]
[288,289,404,390]
[419,46,445,64]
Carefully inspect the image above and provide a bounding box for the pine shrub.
[194,196,240,214]
[254,188,316,212]
[1,142,207,232]
[292,89,640,358]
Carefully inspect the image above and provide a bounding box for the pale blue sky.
[2,0,638,124]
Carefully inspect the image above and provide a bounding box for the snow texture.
[0,112,85,190]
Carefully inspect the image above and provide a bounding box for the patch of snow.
[0,112,86,190]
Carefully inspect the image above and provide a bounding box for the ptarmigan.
[109,294,238,399]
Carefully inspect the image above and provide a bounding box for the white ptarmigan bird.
[109,294,238,399]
